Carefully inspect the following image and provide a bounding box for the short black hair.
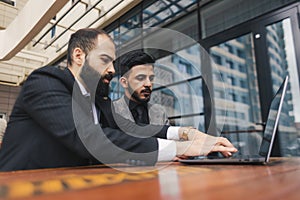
[117,50,155,76]
[67,28,111,66]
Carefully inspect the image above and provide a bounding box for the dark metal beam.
[153,75,202,91]
[32,0,81,47]
[56,0,123,53]
[44,0,103,50]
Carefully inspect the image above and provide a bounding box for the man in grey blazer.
[113,50,168,126]
[113,50,237,160]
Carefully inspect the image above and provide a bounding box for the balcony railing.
[0,0,14,6]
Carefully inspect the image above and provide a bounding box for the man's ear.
[119,77,128,88]
[72,47,85,66]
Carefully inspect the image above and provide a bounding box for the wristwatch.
[180,129,189,141]
[179,127,196,141]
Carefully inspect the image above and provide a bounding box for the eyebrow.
[100,54,114,62]
[135,74,155,77]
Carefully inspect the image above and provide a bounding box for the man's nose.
[107,62,115,74]
[144,77,152,87]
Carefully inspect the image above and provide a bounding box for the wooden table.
[0,157,299,200]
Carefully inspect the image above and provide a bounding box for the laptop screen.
[259,76,288,161]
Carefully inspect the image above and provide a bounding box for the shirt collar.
[75,78,90,97]
[124,95,147,111]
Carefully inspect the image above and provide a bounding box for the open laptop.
[179,75,289,164]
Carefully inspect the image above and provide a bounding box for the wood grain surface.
[0,157,299,200]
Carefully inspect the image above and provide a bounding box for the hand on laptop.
[176,128,238,158]
[210,136,238,157]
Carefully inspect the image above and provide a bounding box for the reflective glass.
[266,18,300,156]
[119,10,141,46]
[200,0,298,39]
[210,34,262,154]
[143,0,197,28]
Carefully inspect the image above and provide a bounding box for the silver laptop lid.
[259,75,289,162]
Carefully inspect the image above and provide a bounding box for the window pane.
[142,8,203,128]
[119,9,141,47]
[143,0,197,28]
[200,0,298,38]
[143,10,198,53]
[267,18,300,156]
[151,76,204,129]
[210,34,262,154]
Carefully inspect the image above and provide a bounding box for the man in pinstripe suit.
[0,28,237,171]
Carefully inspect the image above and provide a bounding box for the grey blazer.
[113,96,169,125]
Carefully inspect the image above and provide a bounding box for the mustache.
[141,87,152,93]
[102,73,114,81]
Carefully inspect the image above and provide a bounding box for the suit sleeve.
[22,69,159,165]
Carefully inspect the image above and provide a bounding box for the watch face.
[180,130,189,141]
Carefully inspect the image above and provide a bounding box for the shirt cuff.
[166,126,180,140]
[157,138,176,161]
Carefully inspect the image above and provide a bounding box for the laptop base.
[179,156,266,165]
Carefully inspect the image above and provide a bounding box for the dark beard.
[128,84,151,104]
[79,62,110,101]
[96,79,110,98]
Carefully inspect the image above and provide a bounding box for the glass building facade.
[56,0,300,157]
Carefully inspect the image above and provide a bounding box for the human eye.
[149,75,155,82]
[136,75,145,81]
[100,56,112,64]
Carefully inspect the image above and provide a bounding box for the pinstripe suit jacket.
[0,66,161,171]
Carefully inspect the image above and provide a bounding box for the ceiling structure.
[0,0,140,86]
